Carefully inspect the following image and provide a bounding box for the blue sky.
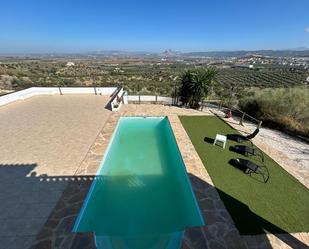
[0,0,308,53]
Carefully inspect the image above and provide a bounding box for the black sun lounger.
[229,158,269,183]
[230,145,264,162]
[227,128,259,145]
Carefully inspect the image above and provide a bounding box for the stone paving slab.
[2,236,36,249]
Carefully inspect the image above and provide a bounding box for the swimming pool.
[73,117,204,249]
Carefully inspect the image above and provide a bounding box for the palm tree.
[179,68,217,109]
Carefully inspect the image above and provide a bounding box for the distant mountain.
[182,49,309,58]
[86,49,309,58]
[1,48,308,59]
[160,49,179,57]
[289,47,308,51]
[86,50,156,57]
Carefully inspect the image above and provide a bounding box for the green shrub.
[178,68,217,109]
[239,87,309,137]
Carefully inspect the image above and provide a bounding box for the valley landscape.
[1,49,308,137]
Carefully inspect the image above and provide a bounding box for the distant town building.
[231,64,254,69]
[66,62,75,67]
[113,67,124,73]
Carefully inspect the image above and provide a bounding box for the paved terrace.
[1,98,308,249]
[0,95,111,248]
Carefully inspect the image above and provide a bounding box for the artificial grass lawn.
[180,116,309,235]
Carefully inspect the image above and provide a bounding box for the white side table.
[213,134,227,149]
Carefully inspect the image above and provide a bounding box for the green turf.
[179,115,309,235]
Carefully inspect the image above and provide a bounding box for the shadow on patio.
[0,163,72,249]
[0,164,307,249]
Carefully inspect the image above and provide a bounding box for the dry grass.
[239,87,309,137]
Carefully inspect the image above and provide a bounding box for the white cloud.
[305,27,309,33]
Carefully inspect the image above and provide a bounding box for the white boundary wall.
[0,87,171,108]
[0,87,117,107]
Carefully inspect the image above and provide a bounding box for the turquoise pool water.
[73,117,204,249]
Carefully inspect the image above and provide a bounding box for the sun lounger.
[227,128,259,144]
[230,145,264,162]
[229,158,269,183]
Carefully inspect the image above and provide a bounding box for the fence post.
[201,100,204,111]
[94,87,97,95]
[239,112,245,126]
[137,84,140,104]
[173,84,177,106]
[258,121,262,129]
[156,95,158,103]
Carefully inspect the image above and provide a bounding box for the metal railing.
[118,90,263,129]
[127,95,173,105]
[202,100,262,129]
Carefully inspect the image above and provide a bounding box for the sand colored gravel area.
[0,95,111,248]
[0,95,111,175]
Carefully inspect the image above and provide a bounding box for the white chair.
[213,134,227,149]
